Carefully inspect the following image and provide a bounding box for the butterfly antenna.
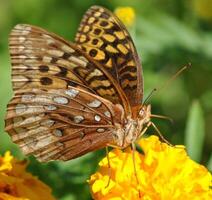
[143,88,157,105]
[156,63,191,93]
[143,63,191,105]
[150,122,174,146]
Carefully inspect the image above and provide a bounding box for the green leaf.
[60,194,76,200]
[185,100,205,162]
[207,153,212,171]
[201,90,212,111]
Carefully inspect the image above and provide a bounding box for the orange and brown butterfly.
[5,6,152,162]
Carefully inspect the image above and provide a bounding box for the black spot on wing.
[39,65,49,72]
[40,77,53,85]
[57,67,68,77]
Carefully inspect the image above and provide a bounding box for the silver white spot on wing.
[35,136,54,149]
[97,128,105,133]
[53,96,68,104]
[41,119,55,127]
[74,116,84,123]
[22,94,35,102]
[65,89,79,98]
[53,129,63,137]
[16,104,27,114]
[94,115,101,122]
[44,105,57,111]
[18,116,41,126]
[87,99,102,108]
[104,111,111,118]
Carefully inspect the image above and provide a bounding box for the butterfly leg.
[131,142,141,199]
[105,146,111,188]
[150,122,174,146]
[150,114,173,123]
[140,121,152,138]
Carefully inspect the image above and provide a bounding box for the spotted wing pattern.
[10,24,130,112]
[5,87,124,161]
[75,6,143,107]
[5,23,130,162]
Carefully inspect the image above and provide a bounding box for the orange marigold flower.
[0,151,55,200]
[89,136,212,200]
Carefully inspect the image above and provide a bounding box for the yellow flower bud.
[114,7,135,27]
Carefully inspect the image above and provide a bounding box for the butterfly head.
[112,104,151,148]
[138,104,151,123]
[135,104,151,138]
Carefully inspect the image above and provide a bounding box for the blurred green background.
[0,0,211,199]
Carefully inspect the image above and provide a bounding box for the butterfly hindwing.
[75,6,143,107]
[5,87,124,161]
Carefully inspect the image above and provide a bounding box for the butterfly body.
[5,6,151,162]
[111,104,151,148]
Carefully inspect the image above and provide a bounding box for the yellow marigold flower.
[0,151,55,200]
[89,136,212,200]
[114,7,135,27]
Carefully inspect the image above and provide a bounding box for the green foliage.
[0,0,211,199]
[207,153,212,171]
[185,100,205,162]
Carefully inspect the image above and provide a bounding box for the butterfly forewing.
[75,6,143,107]
[10,24,130,112]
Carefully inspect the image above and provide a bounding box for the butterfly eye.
[139,109,145,117]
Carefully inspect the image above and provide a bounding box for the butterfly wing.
[5,87,124,161]
[75,6,143,107]
[10,24,130,112]
[5,24,128,161]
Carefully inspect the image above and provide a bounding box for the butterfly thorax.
[111,105,151,148]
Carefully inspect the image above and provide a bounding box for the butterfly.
[5,5,153,162]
